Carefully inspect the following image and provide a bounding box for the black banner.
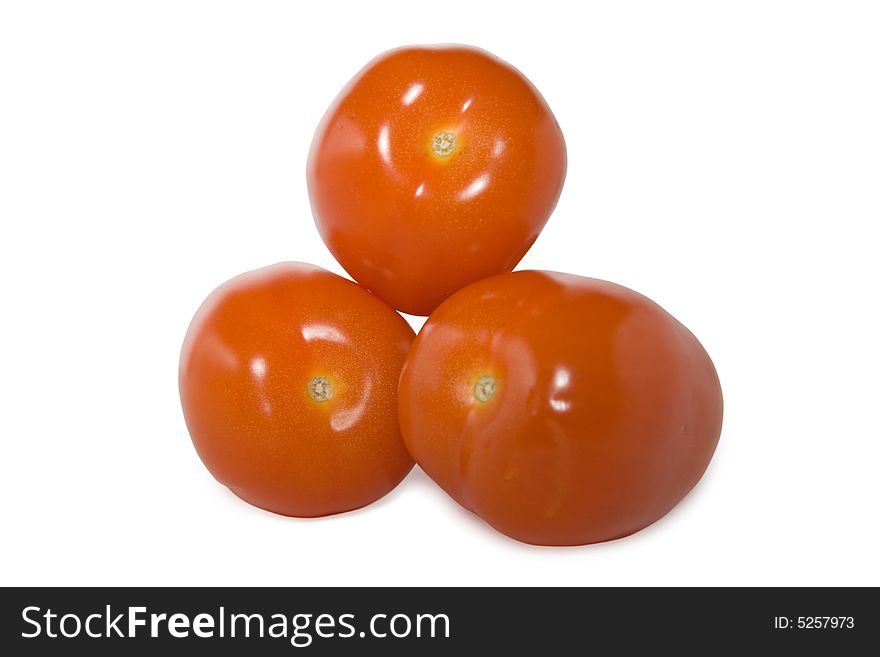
[1,587,874,654]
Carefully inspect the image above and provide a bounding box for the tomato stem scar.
[474,374,496,403]
[308,375,334,402]
[432,131,456,157]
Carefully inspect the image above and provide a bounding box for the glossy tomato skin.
[179,262,415,517]
[307,45,567,316]
[398,271,723,546]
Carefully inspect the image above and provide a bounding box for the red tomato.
[179,263,415,517]
[398,271,723,546]
[307,45,567,316]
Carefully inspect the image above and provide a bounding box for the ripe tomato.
[307,45,567,316]
[398,271,723,546]
[179,262,415,517]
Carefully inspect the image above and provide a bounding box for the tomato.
[307,45,567,316]
[179,262,415,517]
[398,271,723,546]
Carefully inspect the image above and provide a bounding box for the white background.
[1,1,878,587]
